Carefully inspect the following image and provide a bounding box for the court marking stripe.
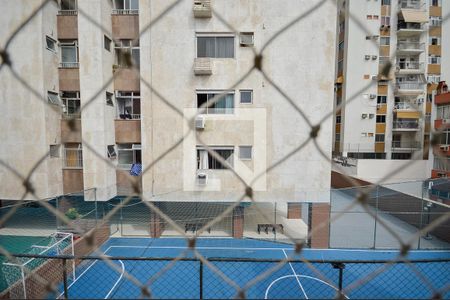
[104,260,125,299]
[282,249,308,299]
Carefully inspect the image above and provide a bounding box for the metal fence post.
[62,258,68,299]
[372,185,379,249]
[332,262,345,296]
[199,260,203,300]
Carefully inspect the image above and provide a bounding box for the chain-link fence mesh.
[1,0,450,298]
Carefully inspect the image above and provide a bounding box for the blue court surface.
[59,238,450,299]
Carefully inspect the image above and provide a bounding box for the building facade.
[0,0,336,246]
[333,0,447,180]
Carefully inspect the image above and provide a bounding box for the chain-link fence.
[1,0,450,298]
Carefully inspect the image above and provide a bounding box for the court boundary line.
[104,260,124,299]
[282,249,308,299]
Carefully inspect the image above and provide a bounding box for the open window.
[60,40,79,68]
[116,91,140,119]
[61,91,80,118]
[115,39,140,68]
[197,146,234,170]
[107,145,117,159]
[118,144,141,168]
[47,91,60,105]
[197,91,234,114]
[113,0,139,14]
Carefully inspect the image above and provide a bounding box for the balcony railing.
[392,121,420,129]
[398,0,423,10]
[112,9,139,15]
[397,23,424,30]
[434,157,450,172]
[59,62,79,68]
[58,10,77,15]
[396,62,424,71]
[397,42,425,51]
[395,83,424,91]
[394,102,415,110]
[64,148,83,169]
[117,113,140,120]
[391,141,421,149]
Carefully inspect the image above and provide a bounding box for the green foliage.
[65,208,80,220]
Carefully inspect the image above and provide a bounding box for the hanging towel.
[130,163,142,176]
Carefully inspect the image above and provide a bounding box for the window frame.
[106,91,114,106]
[114,39,140,68]
[196,90,235,115]
[196,34,235,59]
[107,145,117,159]
[238,146,253,160]
[47,91,60,106]
[196,146,234,170]
[46,36,57,53]
[117,143,141,168]
[61,91,80,118]
[49,144,61,158]
[239,90,253,104]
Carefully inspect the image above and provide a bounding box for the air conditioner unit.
[372,55,378,60]
[197,173,207,185]
[372,35,379,40]
[365,55,371,60]
[240,33,254,46]
[440,146,449,152]
[369,113,375,119]
[369,94,377,99]
[380,25,386,29]
[361,113,368,119]
[372,75,379,80]
[195,116,205,130]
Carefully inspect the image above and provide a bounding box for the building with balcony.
[333,0,448,182]
[0,0,336,246]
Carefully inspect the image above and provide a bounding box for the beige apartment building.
[333,0,448,183]
[0,0,336,246]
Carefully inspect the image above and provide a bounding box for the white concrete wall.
[140,0,335,204]
[78,0,117,201]
[442,0,450,82]
[0,0,62,200]
[354,159,429,183]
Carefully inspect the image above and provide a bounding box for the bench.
[257,223,284,234]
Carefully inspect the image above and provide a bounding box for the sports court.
[58,238,450,299]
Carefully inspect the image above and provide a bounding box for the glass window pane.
[240,91,252,103]
[119,150,132,164]
[197,37,215,58]
[61,46,76,62]
[216,37,234,58]
[239,146,252,160]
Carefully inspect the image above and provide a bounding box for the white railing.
[392,121,420,129]
[391,141,421,149]
[396,62,424,71]
[396,83,424,91]
[112,9,139,15]
[398,0,423,9]
[397,42,425,51]
[64,148,83,169]
[57,10,77,16]
[59,62,79,68]
[394,102,415,110]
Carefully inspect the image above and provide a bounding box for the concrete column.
[232,206,244,238]
[287,202,302,219]
[310,203,330,249]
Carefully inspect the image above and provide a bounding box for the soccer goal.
[2,232,75,299]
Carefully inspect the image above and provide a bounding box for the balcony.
[397,23,425,37]
[112,14,139,40]
[436,92,450,105]
[59,68,80,91]
[394,83,425,95]
[391,141,421,150]
[112,9,139,15]
[392,120,420,131]
[393,102,421,119]
[397,42,425,54]
[115,119,141,144]
[395,61,424,74]
[61,119,82,143]
[113,67,140,91]
[57,12,78,40]
[398,0,423,10]
[193,0,212,18]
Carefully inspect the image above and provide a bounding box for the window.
[118,144,141,168]
[377,96,387,104]
[373,15,379,20]
[49,145,60,158]
[60,0,77,10]
[64,143,82,168]
[60,40,78,68]
[382,0,391,5]
[239,146,252,160]
[114,39,140,68]
[437,105,450,119]
[104,35,111,51]
[116,91,141,119]
[429,37,441,46]
[428,75,441,84]
[240,90,252,104]
[429,55,441,64]
[431,0,441,6]
[46,36,56,52]
[375,134,385,142]
[107,145,117,159]
[380,37,390,46]
[197,91,234,114]
[197,36,234,58]
[429,16,442,27]
[367,15,373,20]
[113,0,139,13]
[61,91,80,117]
[239,32,254,46]
[336,115,341,123]
[335,133,341,142]
[376,115,386,123]
[106,92,114,106]
[197,147,234,170]
[47,91,60,105]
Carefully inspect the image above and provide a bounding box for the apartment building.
[0,0,335,246]
[333,0,448,182]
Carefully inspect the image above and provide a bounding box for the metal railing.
[391,141,421,149]
[394,102,416,110]
[112,9,139,15]
[396,62,424,71]
[117,113,140,120]
[397,23,424,31]
[395,83,425,91]
[63,148,83,169]
[57,10,77,16]
[59,62,79,68]
[434,157,450,172]
[393,121,420,129]
[398,0,424,10]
